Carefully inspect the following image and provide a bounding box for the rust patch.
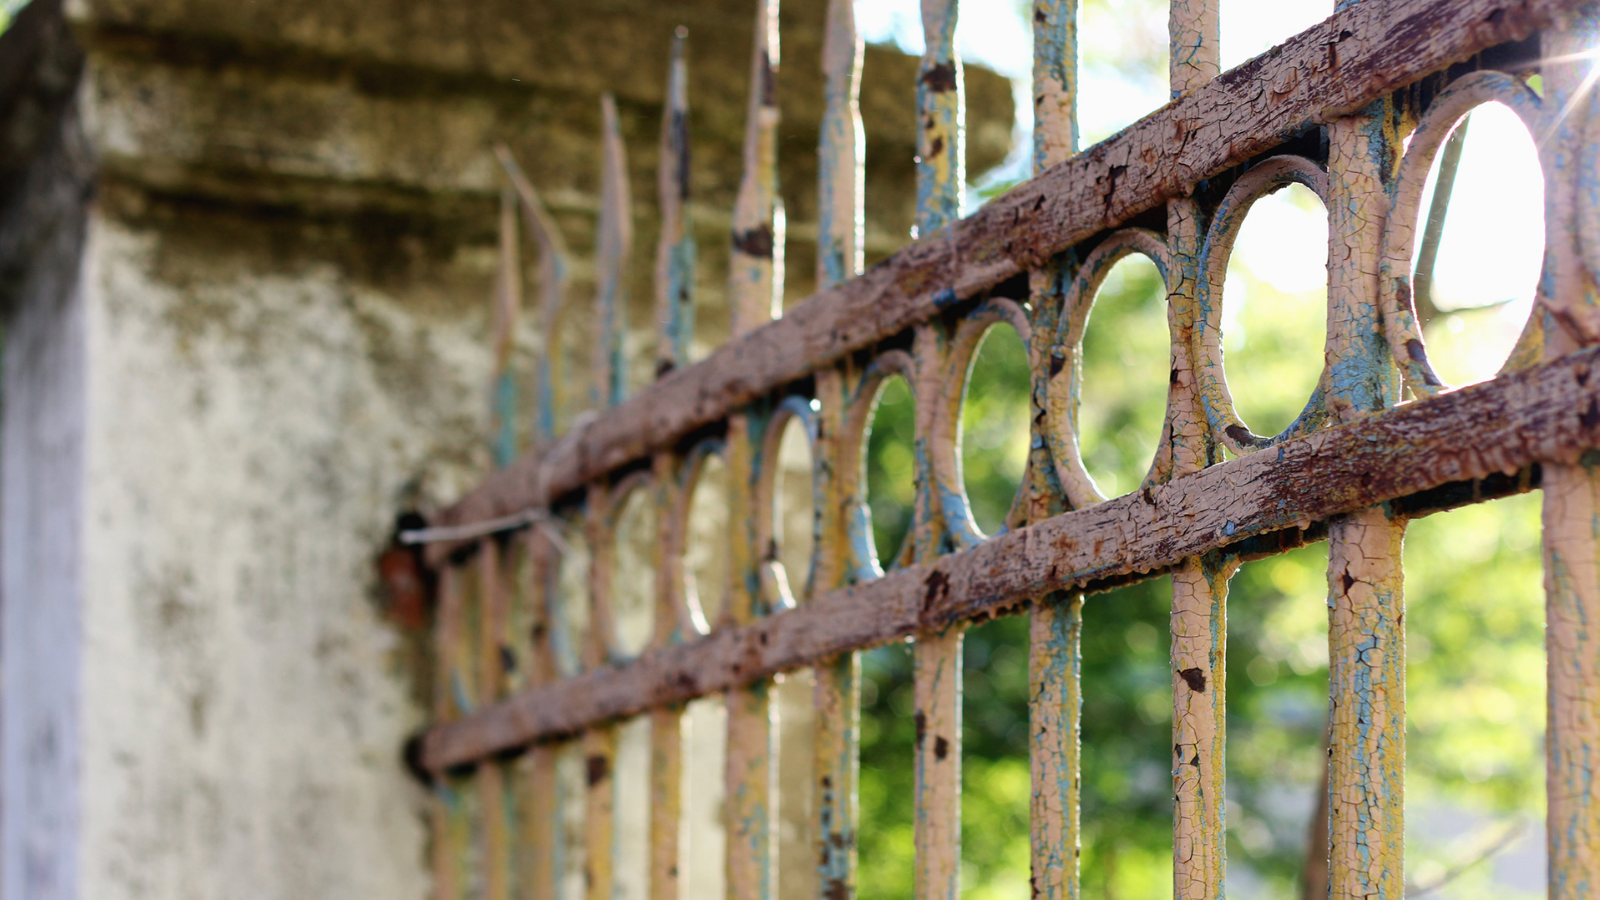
[760,51,777,105]
[914,710,927,748]
[923,569,951,613]
[1179,667,1207,692]
[732,225,775,258]
[1225,423,1265,448]
[586,754,610,785]
[934,735,950,761]
[1581,398,1600,431]
[921,61,958,92]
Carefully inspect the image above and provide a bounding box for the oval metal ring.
[674,436,728,636]
[595,469,655,663]
[755,395,822,609]
[930,297,1034,549]
[843,349,916,581]
[1379,70,1544,398]
[542,503,592,680]
[1045,228,1173,508]
[1194,154,1332,456]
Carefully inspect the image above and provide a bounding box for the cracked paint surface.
[813,9,864,887]
[911,3,966,893]
[915,0,964,234]
[1166,2,1223,897]
[1319,9,1410,888]
[729,0,783,335]
[654,32,696,378]
[1542,17,1600,899]
[1326,508,1406,900]
[1170,555,1232,900]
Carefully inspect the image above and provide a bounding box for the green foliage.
[855,189,1547,898]
[0,0,28,34]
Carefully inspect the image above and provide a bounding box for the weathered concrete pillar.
[0,0,1010,896]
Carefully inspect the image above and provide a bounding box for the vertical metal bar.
[597,94,633,410]
[915,0,964,235]
[584,487,618,900]
[1165,3,1223,899]
[1324,509,1405,898]
[812,5,863,896]
[1167,0,1217,99]
[520,528,562,900]
[1170,554,1232,900]
[651,34,697,895]
[478,540,513,900]
[482,183,528,896]
[1542,463,1600,899]
[492,189,522,468]
[1027,2,1081,899]
[728,0,783,335]
[494,145,571,445]
[1321,0,1408,887]
[649,698,684,900]
[650,453,687,900]
[584,97,637,899]
[725,608,774,900]
[911,7,964,898]
[725,4,782,899]
[495,145,572,900]
[655,30,696,377]
[816,0,863,292]
[432,564,466,900]
[1540,15,1600,899]
[726,404,775,900]
[1029,592,1082,900]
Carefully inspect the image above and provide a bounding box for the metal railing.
[406,0,1600,897]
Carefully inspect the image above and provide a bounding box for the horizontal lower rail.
[420,347,1600,770]
[420,0,1569,567]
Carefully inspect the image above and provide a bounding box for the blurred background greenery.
[851,3,1549,897]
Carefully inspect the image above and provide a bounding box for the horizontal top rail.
[421,0,1570,568]
[419,345,1600,769]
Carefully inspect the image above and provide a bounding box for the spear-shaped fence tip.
[596,93,633,410]
[655,28,697,376]
[728,0,783,337]
[493,143,571,445]
[490,186,521,468]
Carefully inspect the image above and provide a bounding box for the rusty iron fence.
[404,0,1600,897]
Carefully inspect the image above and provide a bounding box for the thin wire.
[400,509,572,557]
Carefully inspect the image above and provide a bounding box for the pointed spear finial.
[728,0,783,337]
[495,143,570,444]
[916,0,964,235]
[596,93,633,408]
[818,0,863,290]
[654,28,696,376]
[489,187,521,468]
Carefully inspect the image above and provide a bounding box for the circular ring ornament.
[1193,154,1331,456]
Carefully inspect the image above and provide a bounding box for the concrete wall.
[0,0,1012,895]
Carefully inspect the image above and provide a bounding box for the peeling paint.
[416,6,1600,900]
